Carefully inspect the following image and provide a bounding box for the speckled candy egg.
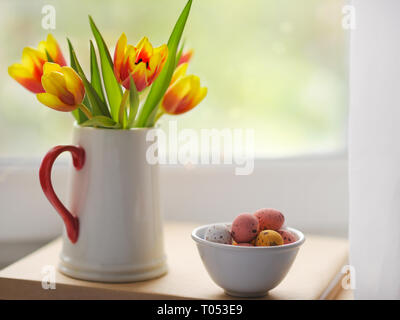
[204,224,232,244]
[254,208,285,231]
[277,229,296,244]
[255,230,283,247]
[231,213,259,243]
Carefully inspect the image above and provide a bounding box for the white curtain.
[350,0,400,299]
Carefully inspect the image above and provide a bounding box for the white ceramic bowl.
[192,223,305,298]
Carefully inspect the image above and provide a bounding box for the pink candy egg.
[277,229,296,244]
[254,208,285,231]
[231,213,259,243]
[235,243,254,247]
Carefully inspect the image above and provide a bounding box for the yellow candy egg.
[255,230,283,247]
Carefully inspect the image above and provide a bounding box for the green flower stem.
[144,105,164,127]
[153,107,165,125]
[78,104,93,119]
[119,90,130,127]
[127,98,140,129]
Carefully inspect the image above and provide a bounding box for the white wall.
[161,155,348,237]
[0,155,348,244]
[349,0,400,299]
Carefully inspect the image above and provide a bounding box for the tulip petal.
[60,67,85,104]
[21,47,46,68]
[186,75,201,98]
[171,62,188,85]
[123,45,136,83]
[191,86,207,108]
[148,44,168,84]
[112,33,168,96]
[43,62,62,74]
[173,78,197,113]
[21,47,46,81]
[135,37,153,65]
[161,90,181,114]
[48,34,67,66]
[42,71,75,105]
[162,76,192,114]
[161,75,206,115]
[113,33,127,83]
[178,49,193,66]
[152,44,168,67]
[38,34,67,66]
[8,35,66,94]
[129,63,148,91]
[148,51,162,74]
[37,93,77,111]
[175,75,197,97]
[8,64,44,93]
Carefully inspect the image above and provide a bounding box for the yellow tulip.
[113,33,168,91]
[8,34,66,93]
[36,62,89,116]
[161,63,207,115]
[177,49,193,66]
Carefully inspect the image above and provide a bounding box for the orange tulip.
[161,63,207,115]
[8,34,66,93]
[113,33,168,91]
[36,62,87,113]
[177,49,193,66]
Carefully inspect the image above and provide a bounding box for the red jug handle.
[39,145,85,244]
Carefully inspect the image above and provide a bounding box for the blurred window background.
[0,0,347,158]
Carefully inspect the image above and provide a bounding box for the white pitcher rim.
[73,122,158,132]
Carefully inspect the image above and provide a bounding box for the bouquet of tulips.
[8,0,206,129]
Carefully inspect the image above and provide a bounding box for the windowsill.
[0,222,349,300]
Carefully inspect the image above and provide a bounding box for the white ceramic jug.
[39,124,167,282]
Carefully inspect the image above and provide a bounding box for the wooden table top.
[0,222,348,300]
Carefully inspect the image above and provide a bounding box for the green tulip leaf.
[67,39,111,118]
[90,40,106,103]
[67,41,88,123]
[175,39,185,69]
[89,16,122,122]
[127,76,140,128]
[80,116,122,129]
[135,0,193,127]
[45,49,54,63]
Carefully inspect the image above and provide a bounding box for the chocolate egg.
[205,224,232,244]
[231,213,259,243]
[254,208,285,231]
[255,230,283,247]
